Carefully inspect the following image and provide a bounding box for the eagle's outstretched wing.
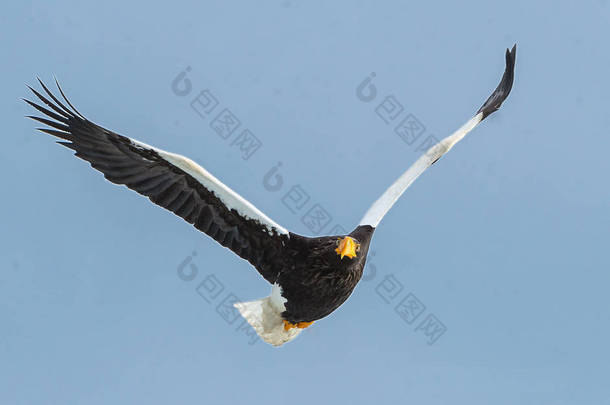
[359,44,516,227]
[25,79,288,283]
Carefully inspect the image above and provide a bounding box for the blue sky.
[2,1,609,404]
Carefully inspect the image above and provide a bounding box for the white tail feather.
[234,293,303,347]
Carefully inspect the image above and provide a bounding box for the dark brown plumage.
[280,225,375,322]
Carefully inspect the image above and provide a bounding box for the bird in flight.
[25,45,516,347]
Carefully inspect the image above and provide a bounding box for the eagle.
[24,45,516,346]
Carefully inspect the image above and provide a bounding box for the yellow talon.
[283,320,314,331]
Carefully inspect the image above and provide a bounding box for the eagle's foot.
[283,320,314,331]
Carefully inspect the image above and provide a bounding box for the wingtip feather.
[54,77,86,119]
[476,44,517,119]
[35,77,80,119]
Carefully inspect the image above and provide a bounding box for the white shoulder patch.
[130,139,289,236]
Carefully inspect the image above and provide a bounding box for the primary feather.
[25,78,289,283]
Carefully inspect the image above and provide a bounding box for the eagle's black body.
[279,225,375,322]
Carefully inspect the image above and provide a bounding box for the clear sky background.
[2,1,609,404]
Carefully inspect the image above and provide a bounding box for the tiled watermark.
[262,162,344,236]
[356,72,440,151]
[375,274,446,345]
[176,251,260,346]
[171,67,263,160]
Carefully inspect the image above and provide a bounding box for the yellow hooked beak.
[335,236,360,260]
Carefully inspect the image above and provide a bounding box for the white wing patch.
[359,113,483,227]
[131,139,289,235]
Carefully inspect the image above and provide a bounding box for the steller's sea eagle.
[24,45,516,346]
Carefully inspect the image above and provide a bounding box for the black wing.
[24,79,288,283]
[477,44,516,119]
